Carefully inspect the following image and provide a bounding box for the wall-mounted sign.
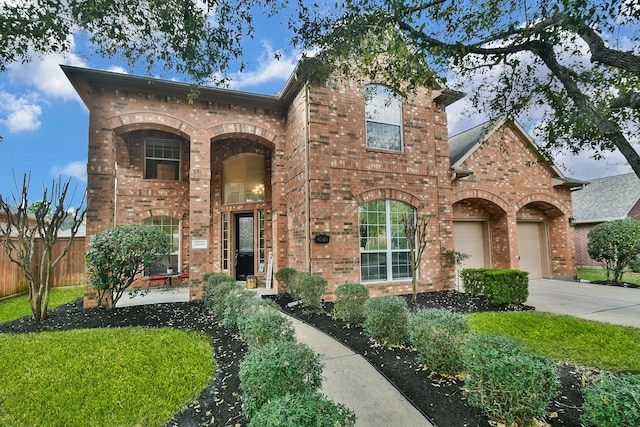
[191,239,208,249]
[315,234,330,244]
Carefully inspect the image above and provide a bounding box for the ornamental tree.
[291,0,640,179]
[86,224,170,308]
[587,218,640,283]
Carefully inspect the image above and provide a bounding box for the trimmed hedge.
[333,283,369,325]
[462,334,560,426]
[289,272,327,312]
[248,390,356,427]
[202,280,240,318]
[363,295,409,347]
[238,306,296,349]
[274,268,299,294]
[460,268,529,305]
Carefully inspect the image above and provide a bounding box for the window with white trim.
[143,216,180,272]
[359,200,414,282]
[365,84,403,151]
[145,138,181,180]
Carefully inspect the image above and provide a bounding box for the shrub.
[629,254,640,273]
[238,306,296,349]
[203,272,235,287]
[239,340,324,418]
[274,268,299,294]
[581,371,640,427]
[408,309,470,375]
[334,283,369,324]
[202,280,240,318]
[289,272,327,312]
[248,390,356,427]
[363,295,409,347]
[222,287,262,332]
[460,268,529,305]
[588,218,640,282]
[462,334,560,426]
[86,224,170,308]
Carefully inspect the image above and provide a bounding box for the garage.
[517,222,547,279]
[453,221,488,269]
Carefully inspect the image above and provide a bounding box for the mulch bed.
[1,291,592,426]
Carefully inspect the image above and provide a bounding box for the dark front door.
[235,213,255,280]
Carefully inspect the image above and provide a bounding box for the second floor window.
[365,84,403,152]
[223,154,265,204]
[145,138,180,180]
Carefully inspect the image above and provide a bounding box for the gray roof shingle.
[571,173,640,223]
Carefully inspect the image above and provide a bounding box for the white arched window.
[365,84,403,151]
[223,154,265,204]
[359,200,414,282]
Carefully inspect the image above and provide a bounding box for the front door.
[235,213,255,280]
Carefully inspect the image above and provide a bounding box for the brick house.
[449,117,583,280]
[571,173,640,266]
[63,65,579,308]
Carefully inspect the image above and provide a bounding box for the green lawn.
[577,266,640,285]
[468,311,640,373]
[0,327,214,427]
[0,286,85,323]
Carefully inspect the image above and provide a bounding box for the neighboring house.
[571,173,640,266]
[63,64,580,308]
[449,117,584,279]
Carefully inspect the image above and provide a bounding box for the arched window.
[359,200,414,282]
[365,84,403,151]
[143,216,180,272]
[223,154,265,204]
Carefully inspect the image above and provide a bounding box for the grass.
[468,311,640,373]
[577,266,640,285]
[0,286,85,323]
[0,327,214,427]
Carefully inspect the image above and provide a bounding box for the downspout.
[113,161,118,225]
[304,84,311,272]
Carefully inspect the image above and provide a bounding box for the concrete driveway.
[527,279,640,328]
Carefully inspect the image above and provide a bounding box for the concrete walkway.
[286,315,432,427]
[528,278,640,328]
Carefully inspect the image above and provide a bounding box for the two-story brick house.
[63,64,578,308]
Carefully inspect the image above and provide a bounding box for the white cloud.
[51,161,87,183]
[0,93,42,132]
[107,65,128,74]
[228,42,298,92]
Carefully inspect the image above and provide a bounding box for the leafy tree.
[1,0,282,84]
[291,0,640,178]
[0,174,86,321]
[86,224,170,308]
[587,219,640,283]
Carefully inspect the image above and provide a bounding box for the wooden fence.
[0,237,87,299]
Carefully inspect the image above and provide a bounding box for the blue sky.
[0,12,634,205]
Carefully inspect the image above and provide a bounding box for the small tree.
[86,225,170,308]
[401,213,430,301]
[0,174,85,321]
[587,219,640,283]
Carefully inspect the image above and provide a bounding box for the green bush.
[86,224,170,308]
[289,272,327,312]
[248,390,356,427]
[274,268,299,294]
[363,295,409,347]
[239,340,324,418]
[202,280,240,318]
[581,371,640,427]
[222,288,262,332]
[462,334,560,426]
[203,272,235,287]
[588,219,640,282]
[460,268,529,305]
[629,254,640,273]
[238,306,296,349]
[408,309,470,375]
[334,283,369,325]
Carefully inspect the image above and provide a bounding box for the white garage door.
[517,222,545,279]
[453,221,487,269]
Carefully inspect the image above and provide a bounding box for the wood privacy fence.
[0,237,87,299]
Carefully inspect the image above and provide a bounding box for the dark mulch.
[591,279,639,289]
[0,291,589,427]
